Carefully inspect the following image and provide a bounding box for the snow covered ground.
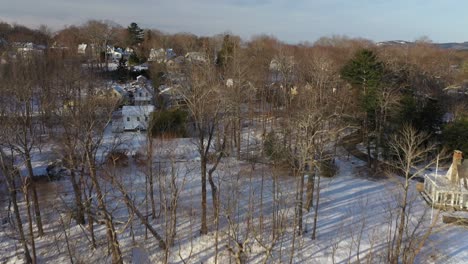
[1,128,468,263]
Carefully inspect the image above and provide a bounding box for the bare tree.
[386,124,443,263]
[177,62,226,234]
[0,149,32,264]
[1,56,45,236]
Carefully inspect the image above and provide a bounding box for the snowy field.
[1,128,468,263]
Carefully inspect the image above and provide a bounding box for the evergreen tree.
[341,49,383,113]
[341,49,384,168]
[216,34,235,69]
[116,57,129,82]
[127,22,144,46]
[442,118,468,154]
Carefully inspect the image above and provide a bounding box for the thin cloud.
[0,0,467,43]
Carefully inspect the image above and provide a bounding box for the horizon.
[1,0,468,44]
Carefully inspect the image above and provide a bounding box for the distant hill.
[376,40,468,50]
[435,42,468,50]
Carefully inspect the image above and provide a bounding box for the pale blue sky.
[0,0,467,43]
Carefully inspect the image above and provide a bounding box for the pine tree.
[341,49,383,168]
[127,22,144,46]
[341,49,383,113]
[216,34,235,69]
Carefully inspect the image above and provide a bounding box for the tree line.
[0,20,467,263]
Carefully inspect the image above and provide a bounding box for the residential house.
[15,42,45,57]
[424,150,468,210]
[136,75,148,84]
[134,86,153,106]
[185,52,208,64]
[133,62,149,72]
[269,55,296,83]
[121,105,154,131]
[148,48,165,62]
[78,43,89,55]
[166,55,185,72]
[148,48,176,63]
[106,46,123,61]
[158,85,185,109]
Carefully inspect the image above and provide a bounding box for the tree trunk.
[305,171,315,211]
[237,114,241,159]
[393,184,408,263]
[200,155,208,235]
[110,175,167,249]
[148,138,156,219]
[208,171,218,223]
[69,164,85,225]
[25,152,44,236]
[296,171,305,235]
[1,163,32,263]
[311,174,321,240]
[24,182,37,264]
[86,150,123,264]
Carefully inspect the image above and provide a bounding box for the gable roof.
[122,105,154,116]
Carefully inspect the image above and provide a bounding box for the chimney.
[448,150,463,184]
[454,150,463,166]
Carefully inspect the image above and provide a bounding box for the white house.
[122,105,154,131]
[106,46,123,61]
[185,52,208,64]
[136,75,148,84]
[134,86,153,106]
[15,42,45,56]
[78,43,88,55]
[148,48,165,62]
[149,48,176,63]
[424,150,468,210]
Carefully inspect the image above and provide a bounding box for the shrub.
[442,118,468,154]
[106,150,129,166]
[319,159,338,178]
[264,131,286,161]
[149,109,188,137]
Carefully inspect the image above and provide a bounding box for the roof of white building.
[426,173,468,193]
[122,105,154,116]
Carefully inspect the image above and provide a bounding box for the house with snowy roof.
[134,86,153,106]
[78,43,89,55]
[424,150,468,210]
[121,105,154,131]
[185,52,208,64]
[148,48,175,63]
[106,46,123,61]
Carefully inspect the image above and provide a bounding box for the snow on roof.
[113,85,125,95]
[122,105,154,116]
[426,173,468,193]
[136,75,147,82]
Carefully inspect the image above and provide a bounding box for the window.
[145,116,148,121]
[127,117,130,121]
[137,117,140,121]
[139,93,142,96]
